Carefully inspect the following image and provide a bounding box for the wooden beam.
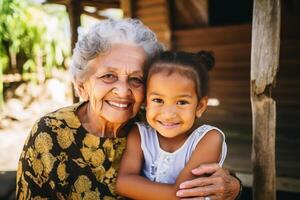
[120,0,133,18]
[80,1,119,9]
[46,0,71,5]
[236,172,300,194]
[250,0,281,200]
[66,0,81,103]
[66,0,80,50]
[81,10,107,20]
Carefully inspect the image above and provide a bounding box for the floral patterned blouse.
[16,102,127,200]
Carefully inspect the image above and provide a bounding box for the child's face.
[146,72,204,138]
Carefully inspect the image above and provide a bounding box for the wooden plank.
[174,0,209,25]
[66,0,81,103]
[250,0,281,199]
[120,0,133,18]
[81,10,107,20]
[135,0,171,49]
[210,71,250,80]
[145,23,170,31]
[173,25,252,46]
[175,41,251,50]
[174,43,251,61]
[136,0,165,8]
[138,14,168,24]
[80,1,119,9]
[213,61,250,69]
[136,6,166,16]
[46,0,71,5]
[215,59,299,69]
[235,173,300,194]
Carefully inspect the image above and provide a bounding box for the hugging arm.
[175,130,241,200]
[116,127,223,200]
[176,164,242,200]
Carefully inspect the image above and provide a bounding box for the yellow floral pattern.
[16,102,127,200]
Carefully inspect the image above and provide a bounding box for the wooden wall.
[173,25,252,134]
[133,0,171,49]
[173,23,300,139]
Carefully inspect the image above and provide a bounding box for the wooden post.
[120,0,133,18]
[67,0,81,102]
[250,0,281,200]
[67,0,80,52]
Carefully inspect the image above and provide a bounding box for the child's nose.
[162,105,177,118]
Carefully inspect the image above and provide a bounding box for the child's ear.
[196,96,208,118]
[76,82,89,101]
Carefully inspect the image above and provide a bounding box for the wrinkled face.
[80,43,146,124]
[146,71,203,138]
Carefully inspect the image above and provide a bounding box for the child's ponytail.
[194,51,215,71]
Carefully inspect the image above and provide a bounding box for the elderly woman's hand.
[176,163,241,200]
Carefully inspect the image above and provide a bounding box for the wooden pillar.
[250,0,281,199]
[67,0,81,102]
[120,0,133,18]
[67,0,81,51]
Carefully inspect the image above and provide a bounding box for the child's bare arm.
[116,126,177,200]
[175,129,223,189]
[116,128,223,200]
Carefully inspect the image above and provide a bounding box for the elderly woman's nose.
[113,79,131,97]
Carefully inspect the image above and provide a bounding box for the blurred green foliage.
[0,0,70,110]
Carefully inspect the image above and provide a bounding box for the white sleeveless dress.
[136,122,227,184]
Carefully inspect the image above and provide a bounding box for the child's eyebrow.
[176,94,193,98]
[148,92,162,96]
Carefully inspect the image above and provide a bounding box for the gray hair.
[69,18,164,84]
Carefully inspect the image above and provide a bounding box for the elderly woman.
[16,19,241,200]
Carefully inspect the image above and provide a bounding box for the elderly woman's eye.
[100,74,118,83]
[129,77,144,87]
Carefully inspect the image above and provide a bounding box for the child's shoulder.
[192,124,225,141]
[194,124,224,134]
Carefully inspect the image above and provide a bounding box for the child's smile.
[157,120,181,127]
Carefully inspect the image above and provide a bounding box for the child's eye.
[129,77,144,87]
[99,73,118,83]
[152,98,163,104]
[177,100,189,105]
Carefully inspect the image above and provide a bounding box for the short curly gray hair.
[69,18,164,84]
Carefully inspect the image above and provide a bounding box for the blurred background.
[0,0,299,199]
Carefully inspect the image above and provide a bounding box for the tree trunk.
[250,0,281,199]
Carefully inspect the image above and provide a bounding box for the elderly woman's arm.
[176,164,242,200]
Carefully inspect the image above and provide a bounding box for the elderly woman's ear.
[76,82,89,101]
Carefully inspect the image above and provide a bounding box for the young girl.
[116,51,227,200]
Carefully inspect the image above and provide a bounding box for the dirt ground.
[0,74,72,171]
